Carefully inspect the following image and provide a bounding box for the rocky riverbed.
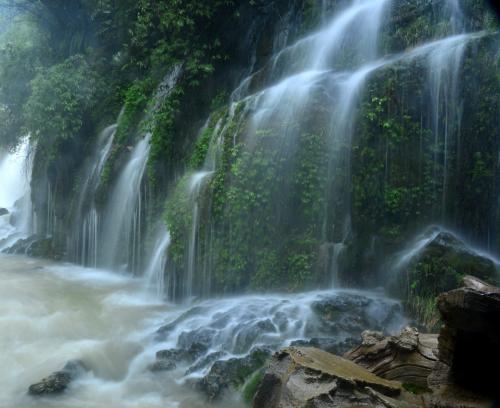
[252,276,500,407]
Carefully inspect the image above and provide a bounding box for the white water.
[427,35,467,215]
[101,134,151,270]
[144,227,171,299]
[180,0,484,291]
[0,137,33,247]
[0,254,405,408]
[71,125,116,266]
[185,171,214,298]
[0,254,240,408]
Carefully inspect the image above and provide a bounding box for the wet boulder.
[155,306,205,341]
[233,319,277,354]
[392,230,499,329]
[0,207,8,216]
[185,351,227,375]
[196,347,271,400]
[149,342,208,372]
[6,235,63,260]
[178,328,215,350]
[310,292,403,336]
[28,360,88,396]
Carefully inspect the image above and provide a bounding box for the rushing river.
[0,254,240,408]
[0,253,406,408]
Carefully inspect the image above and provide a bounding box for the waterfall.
[215,0,393,289]
[162,0,493,298]
[144,226,171,298]
[0,137,33,248]
[426,36,467,217]
[101,134,151,271]
[70,124,117,266]
[185,171,213,298]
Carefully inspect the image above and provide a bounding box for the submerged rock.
[155,306,205,341]
[253,347,419,408]
[185,351,227,376]
[28,360,88,396]
[150,291,406,401]
[149,342,209,372]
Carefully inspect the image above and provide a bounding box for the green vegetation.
[24,55,99,142]
[242,370,264,403]
[0,0,498,302]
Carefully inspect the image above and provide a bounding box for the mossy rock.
[395,230,498,329]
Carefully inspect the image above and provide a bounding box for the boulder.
[345,327,438,388]
[6,235,63,260]
[148,342,208,372]
[392,230,498,329]
[185,351,227,375]
[0,207,8,216]
[309,292,403,337]
[196,347,271,400]
[28,360,88,396]
[155,306,205,341]
[253,347,419,408]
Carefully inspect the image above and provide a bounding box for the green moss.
[147,86,184,186]
[164,174,194,266]
[115,78,155,145]
[242,370,264,403]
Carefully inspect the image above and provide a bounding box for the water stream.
[0,137,33,248]
[0,254,238,408]
[0,0,497,406]
[0,254,405,408]
[101,134,152,271]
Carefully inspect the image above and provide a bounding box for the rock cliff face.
[2,0,496,301]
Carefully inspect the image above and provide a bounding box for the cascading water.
[168,0,395,295]
[1,1,499,407]
[0,137,33,248]
[169,0,489,295]
[427,35,467,217]
[185,171,214,298]
[70,124,117,266]
[144,226,171,298]
[101,134,152,271]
